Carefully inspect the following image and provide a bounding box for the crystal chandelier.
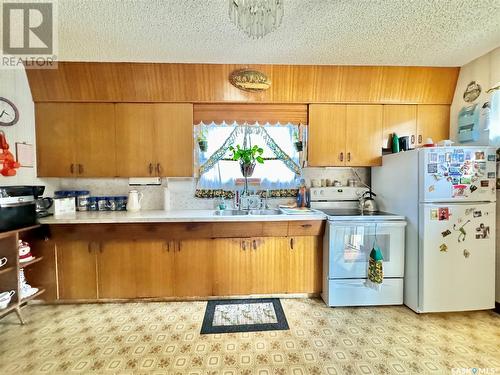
[228,0,284,39]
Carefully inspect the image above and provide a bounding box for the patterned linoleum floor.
[0,299,499,374]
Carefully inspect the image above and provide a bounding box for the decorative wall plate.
[463,81,481,103]
[229,69,271,92]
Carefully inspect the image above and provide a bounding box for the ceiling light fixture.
[228,0,284,39]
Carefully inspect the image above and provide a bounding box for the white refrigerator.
[372,146,496,313]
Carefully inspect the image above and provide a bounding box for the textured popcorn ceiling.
[58,0,500,66]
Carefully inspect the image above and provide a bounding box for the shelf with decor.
[0,225,47,325]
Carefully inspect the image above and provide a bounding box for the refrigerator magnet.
[473,210,482,218]
[429,153,438,163]
[428,164,438,174]
[465,152,471,161]
[439,244,448,252]
[475,151,485,160]
[475,224,490,239]
[460,177,472,184]
[441,229,451,237]
[430,209,438,220]
[439,154,446,163]
[438,208,450,221]
[470,185,478,193]
[487,154,496,161]
[428,185,435,192]
[453,220,471,242]
[487,172,495,179]
[452,185,467,197]
[480,180,489,187]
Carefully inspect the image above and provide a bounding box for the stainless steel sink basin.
[214,210,249,216]
[248,209,282,215]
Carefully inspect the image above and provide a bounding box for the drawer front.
[323,278,403,307]
[288,220,324,236]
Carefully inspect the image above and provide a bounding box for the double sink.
[214,209,282,216]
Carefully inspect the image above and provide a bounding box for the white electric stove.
[310,187,407,307]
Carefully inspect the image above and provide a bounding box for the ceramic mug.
[0,257,7,268]
[0,290,15,309]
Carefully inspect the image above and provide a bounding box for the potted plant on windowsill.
[197,130,208,152]
[293,130,303,152]
[229,144,264,177]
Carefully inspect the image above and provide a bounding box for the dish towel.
[366,225,383,290]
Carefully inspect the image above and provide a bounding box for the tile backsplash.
[55,167,370,210]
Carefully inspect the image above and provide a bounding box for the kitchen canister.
[88,197,98,211]
[97,197,107,211]
[106,197,117,211]
[76,191,90,211]
[115,196,128,211]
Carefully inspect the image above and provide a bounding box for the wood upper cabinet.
[417,105,450,145]
[308,104,383,167]
[36,103,116,177]
[308,104,346,166]
[345,105,383,166]
[57,240,97,300]
[382,105,417,149]
[154,104,193,177]
[115,103,193,177]
[115,104,156,177]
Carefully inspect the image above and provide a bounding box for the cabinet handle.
[418,135,422,144]
[78,164,83,174]
[177,241,181,252]
[242,240,246,251]
[339,152,344,162]
[347,152,351,162]
[165,242,170,252]
[253,239,257,250]
[149,163,153,175]
[156,163,162,175]
[411,135,415,145]
[70,164,74,174]
[290,237,294,250]
[301,223,312,228]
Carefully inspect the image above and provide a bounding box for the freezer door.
[328,222,406,279]
[420,147,496,203]
[419,202,495,312]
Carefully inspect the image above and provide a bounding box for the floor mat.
[200,298,289,334]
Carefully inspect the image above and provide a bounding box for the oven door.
[327,221,406,279]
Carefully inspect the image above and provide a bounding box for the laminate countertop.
[38,209,326,224]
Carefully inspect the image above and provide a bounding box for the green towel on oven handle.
[366,245,384,291]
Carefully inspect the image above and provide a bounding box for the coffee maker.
[32,186,53,217]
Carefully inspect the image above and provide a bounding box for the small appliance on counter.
[32,185,53,218]
[310,187,407,307]
[0,186,37,232]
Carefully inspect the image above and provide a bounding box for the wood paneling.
[417,105,450,145]
[115,104,156,177]
[57,241,97,299]
[308,104,346,166]
[154,103,193,177]
[213,238,252,296]
[345,105,383,166]
[193,104,308,124]
[251,237,288,294]
[26,62,459,104]
[382,105,417,149]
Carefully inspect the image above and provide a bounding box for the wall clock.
[0,97,19,126]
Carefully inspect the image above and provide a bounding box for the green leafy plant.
[229,144,264,164]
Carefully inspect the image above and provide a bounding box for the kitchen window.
[194,122,305,197]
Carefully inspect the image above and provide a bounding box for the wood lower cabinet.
[56,235,322,300]
[97,240,174,299]
[57,240,97,299]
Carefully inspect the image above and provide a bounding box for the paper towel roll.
[163,187,171,211]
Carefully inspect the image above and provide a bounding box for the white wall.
[450,47,500,145]
[0,67,59,194]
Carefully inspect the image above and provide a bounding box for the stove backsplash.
[55,167,370,210]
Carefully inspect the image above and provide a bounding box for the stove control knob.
[320,190,324,195]
[313,190,317,195]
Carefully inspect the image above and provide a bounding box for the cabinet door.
[308,104,346,166]
[57,241,97,299]
[417,105,450,145]
[287,237,322,294]
[250,237,288,294]
[154,103,193,177]
[382,105,417,149]
[213,238,253,296]
[35,103,76,177]
[115,104,156,177]
[174,239,213,297]
[73,103,116,177]
[345,105,383,166]
[97,240,174,299]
